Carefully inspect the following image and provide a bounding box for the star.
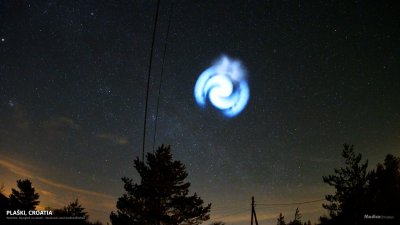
[0,2,398,225]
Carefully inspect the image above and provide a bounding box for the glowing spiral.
[194,55,250,118]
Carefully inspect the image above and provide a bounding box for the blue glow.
[194,55,250,117]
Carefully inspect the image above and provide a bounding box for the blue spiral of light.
[194,55,249,118]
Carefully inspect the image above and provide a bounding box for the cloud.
[36,177,113,199]
[38,189,56,198]
[41,117,80,130]
[0,157,112,199]
[0,158,33,179]
[96,133,129,145]
[0,156,115,222]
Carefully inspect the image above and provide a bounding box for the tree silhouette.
[364,154,400,223]
[321,144,369,224]
[320,145,400,225]
[9,179,40,211]
[0,190,9,224]
[53,198,90,225]
[110,145,211,225]
[277,212,286,225]
[0,180,103,225]
[54,198,88,219]
[288,208,302,225]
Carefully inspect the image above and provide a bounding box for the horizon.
[1,1,399,225]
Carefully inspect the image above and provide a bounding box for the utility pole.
[251,196,253,225]
[251,196,259,225]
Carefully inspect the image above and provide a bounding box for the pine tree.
[365,154,400,222]
[53,199,89,225]
[288,208,302,225]
[9,179,40,210]
[277,212,286,225]
[0,189,9,223]
[54,199,88,219]
[321,144,369,224]
[110,145,211,225]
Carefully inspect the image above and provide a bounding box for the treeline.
[0,145,212,225]
[0,179,102,225]
[274,144,400,225]
[276,208,312,225]
[1,144,399,225]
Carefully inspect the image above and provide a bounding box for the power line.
[211,207,249,221]
[257,198,325,207]
[152,1,174,152]
[142,0,161,161]
[211,204,249,212]
[211,199,325,214]
[210,198,325,222]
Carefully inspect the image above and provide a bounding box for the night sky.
[1,1,399,224]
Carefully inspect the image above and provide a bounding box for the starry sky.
[0,0,399,224]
